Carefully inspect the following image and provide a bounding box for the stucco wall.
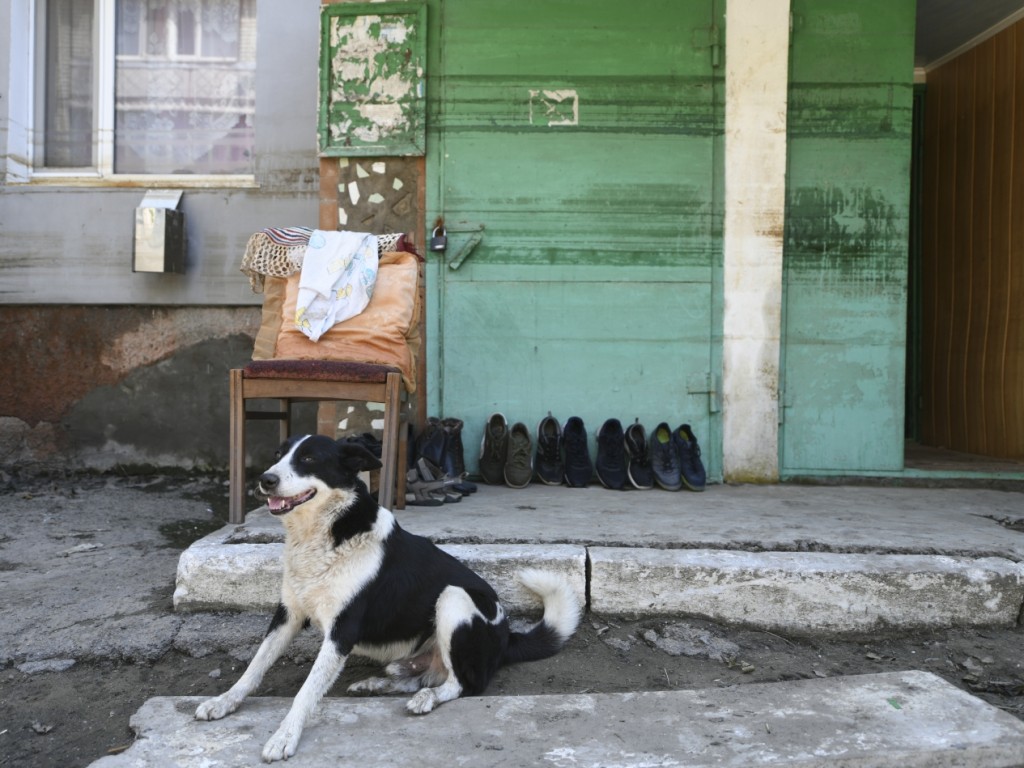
[0,2,325,471]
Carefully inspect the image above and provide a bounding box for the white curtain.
[114,0,256,174]
[44,0,95,167]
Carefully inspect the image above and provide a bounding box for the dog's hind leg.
[348,673,424,695]
[348,650,437,695]
[406,586,501,715]
[195,603,304,722]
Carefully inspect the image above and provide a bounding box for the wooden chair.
[228,239,424,524]
[228,360,412,523]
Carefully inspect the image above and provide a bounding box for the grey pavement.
[5,477,1024,767]
[90,671,1024,767]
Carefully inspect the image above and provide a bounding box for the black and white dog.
[196,434,580,762]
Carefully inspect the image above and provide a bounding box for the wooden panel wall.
[921,20,1024,459]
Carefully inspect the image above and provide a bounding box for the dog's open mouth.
[266,489,316,515]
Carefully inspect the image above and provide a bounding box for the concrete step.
[89,671,1024,767]
[174,498,1024,633]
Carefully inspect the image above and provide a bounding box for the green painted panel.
[781,0,914,474]
[441,277,715,469]
[429,0,723,478]
[318,2,426,156]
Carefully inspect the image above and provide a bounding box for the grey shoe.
[504,422,534,489]
[479,413,508,484]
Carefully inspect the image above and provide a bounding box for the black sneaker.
[650,422,682,491]
[674,424,707,491]
[596,418,627,490]
[562,416,593,487]
[478,413,508,484]
[534,412,564,485]
[504,422,534,489]
[624,420,654,490]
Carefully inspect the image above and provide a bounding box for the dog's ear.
[337,441,383,473]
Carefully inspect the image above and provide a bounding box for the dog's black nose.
[259,473,279,491]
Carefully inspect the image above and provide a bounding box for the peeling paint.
[319,5,425,155]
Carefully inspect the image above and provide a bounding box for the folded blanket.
[295,230,379,342]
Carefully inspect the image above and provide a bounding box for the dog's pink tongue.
[268,497,287,512]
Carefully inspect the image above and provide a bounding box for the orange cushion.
[258,251,420,392]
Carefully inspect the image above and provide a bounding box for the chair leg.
[378,373,403,510]
[394,413,408,510]
[277,398,291,443]
[229,369,247,525]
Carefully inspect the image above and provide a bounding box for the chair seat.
[243,359,401,383]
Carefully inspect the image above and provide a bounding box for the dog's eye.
[301,455,315,463]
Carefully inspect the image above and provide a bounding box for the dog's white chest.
[283,535,383,629]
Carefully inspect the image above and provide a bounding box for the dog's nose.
[259,473,279,492]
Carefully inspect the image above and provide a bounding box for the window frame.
[6,0,257,187]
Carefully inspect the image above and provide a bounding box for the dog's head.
[256,435,382,516]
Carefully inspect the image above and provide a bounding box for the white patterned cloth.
[294,230,379,342]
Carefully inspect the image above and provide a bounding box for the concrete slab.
[590,548,1024,631]
[175,484,1024,629]
[174,530,586,614]
[226,484,1024,559]
[89,671,1024,767]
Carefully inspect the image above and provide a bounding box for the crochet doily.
[240,228,405,293]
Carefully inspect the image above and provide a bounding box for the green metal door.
[780,0,914,475]
[427,0,722,478]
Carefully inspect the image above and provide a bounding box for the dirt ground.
[0,472,1022,768]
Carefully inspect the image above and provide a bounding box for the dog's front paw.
[262,722,302,763]
[195,693,241,721]
[406,688,438,715]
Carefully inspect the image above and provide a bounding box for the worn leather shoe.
[478,412,509,484]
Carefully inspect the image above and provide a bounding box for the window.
[36,0,256,178]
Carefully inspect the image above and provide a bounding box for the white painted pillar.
[721,0,791,482]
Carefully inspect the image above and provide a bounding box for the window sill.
[9,173,260,190]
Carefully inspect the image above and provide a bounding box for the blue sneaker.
[651,422,682,491]
[674,424,706,491]
[562,416,593,487]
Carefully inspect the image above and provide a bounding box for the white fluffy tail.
[503,569,581,664]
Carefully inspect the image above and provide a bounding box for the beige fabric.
[252,252,420,392]
[252,276,287,360]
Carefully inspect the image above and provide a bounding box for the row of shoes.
[479,413,706,492]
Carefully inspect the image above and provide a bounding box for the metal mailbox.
[133,190,185,273]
